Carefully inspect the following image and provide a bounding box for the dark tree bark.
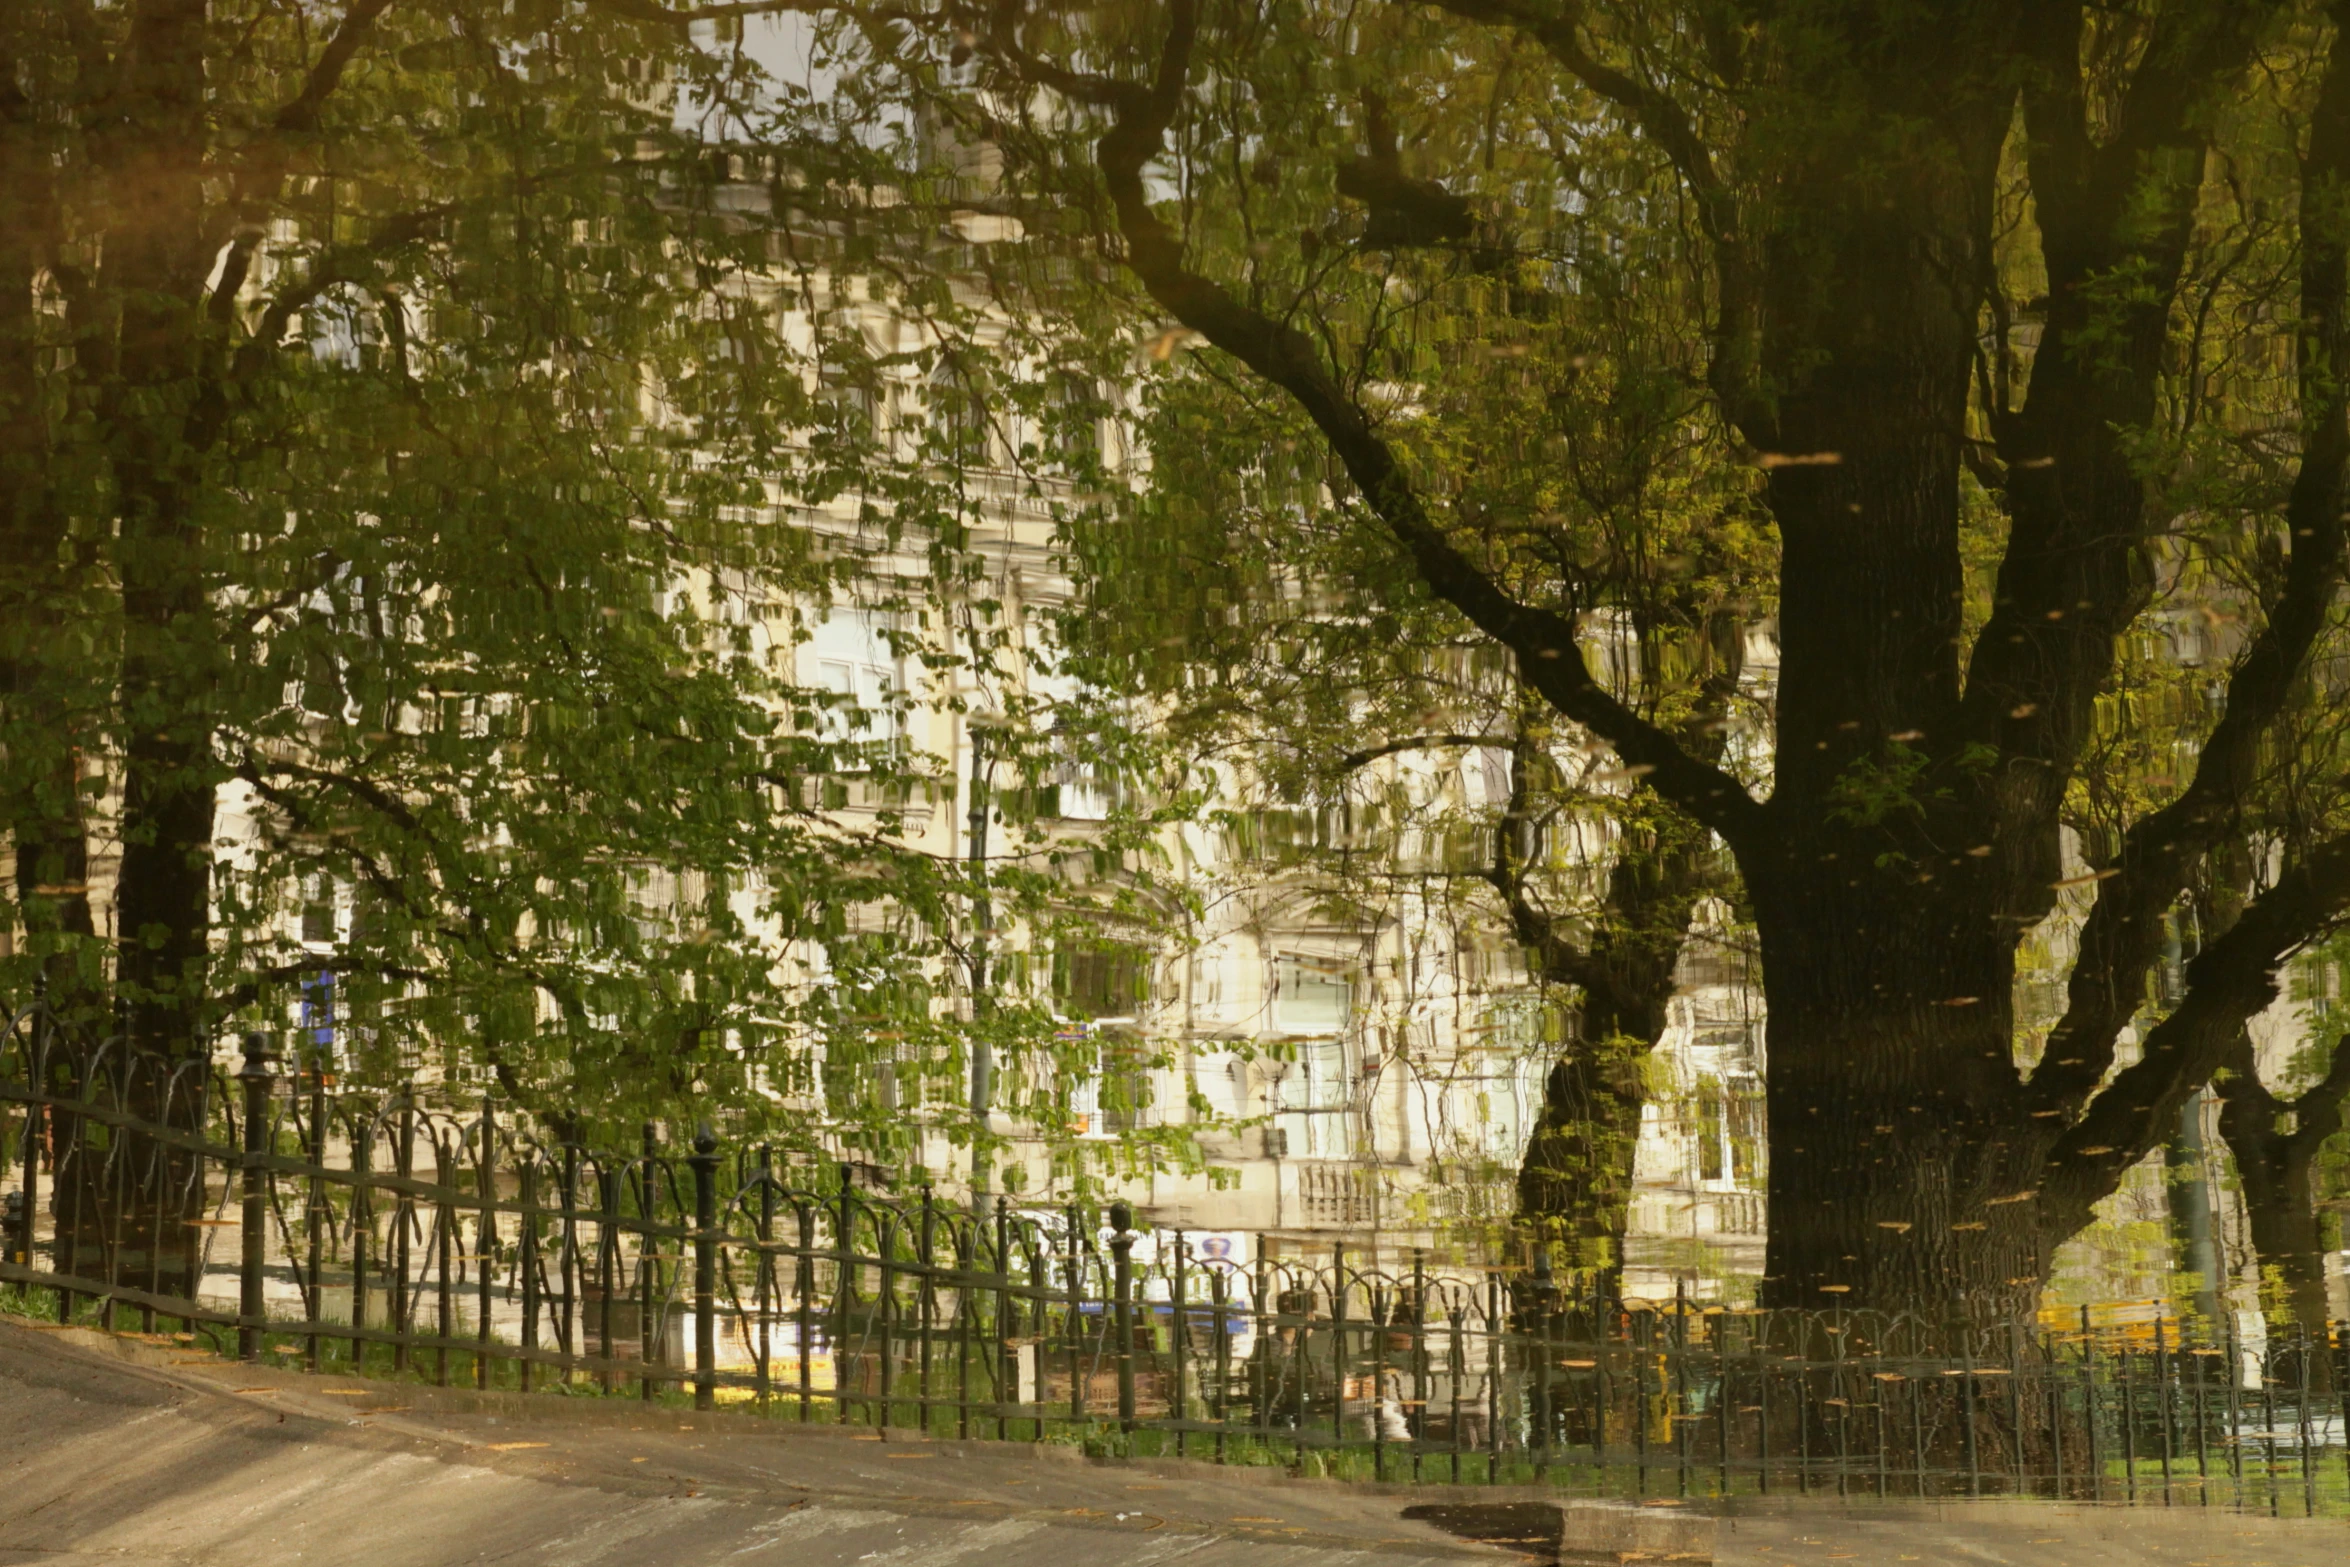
[101,0,229,1063]
[2214,1027,2350,1332]
[0,21,100,1028]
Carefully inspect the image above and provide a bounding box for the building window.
[801,607,902,746]
[1055,942,1151,1020]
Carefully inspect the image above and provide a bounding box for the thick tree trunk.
[24,0,223,1307]
[2214,1029,2346,1335]
[2236,1156,2335,1335]
[1750,876,2050,1318]
[101,0,222,1065]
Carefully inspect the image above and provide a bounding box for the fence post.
[1110,1201,1136,1434]
[237,1035,276,1361]
[691,1125,718,1412]
[476,1097,496,1390]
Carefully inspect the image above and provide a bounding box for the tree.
[0,0,1183,1205]
[2214,1025,2350,1327]
[739,0,2350,1314]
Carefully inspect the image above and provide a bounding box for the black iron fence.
[5,1014,2349,1514]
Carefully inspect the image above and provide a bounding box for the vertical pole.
[953,1202,972,1440]
[1172,1232,1189,1457]
[755,1147,774,1411]
[994,1198,1012,1441]
[2082,1305,2100,1503]
[2155,1315,2174,1504]
[1486,1273,1502,1484]
[2120,1332,2137,1502]
[1596,1291,1613,1489]
[476,1097,495,1391]
[237,1036,275,1362]
[597,1165,617,1395]
[1252,1247,1270,1452]
[2295,1324,2315,1518]
[691,1126,718,1413]
[519,1153,540,1393]
[797,1199,815,1421]
[1412,1249,1429,1482]
[875,1210,895,1430]
[1212,1258,1231,1465]
[350,1120,371,1373]
[1066,1205,1083,1428]
[964,720,994,1203]
[918,1186,936,1434]
[1718,1312,1733,1499]
[17,1105,39,1276]
[1331,1241,1348,1457]
[1675,1288,1693,1499]
[2224,1310,2242,1508]
[1531,1249,1553,1484]
[392,1101,414,1375]
[435,1140,453,1388]
[1111,1202,1136,1436]
[2192,1318,2212,1502]
[305,1056,325,1371]
[638,1125,657,1402]
[1451,1293,1468,1484]
[559,1142,580,1377]
[837,1168,855,1426]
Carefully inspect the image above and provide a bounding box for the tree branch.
[2039,829,2350,1233]
[1488,725,1611,996]
[1339,732,1507,772]
[1049,0,1765,854]
[2287,1029,2350,1159]
[1424,0,1759,431]
[274,0,400,137]
[1964,1,2282,792]
[2026,1,2350,1118]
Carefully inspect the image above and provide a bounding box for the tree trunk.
[2214,1028,2346,1335]
[1751,877,2050,1319]
[1518,1033,1649,1276]
[100,0,223,1065]
[1516,618,1741,1280]
[2235,1151,2335,1336]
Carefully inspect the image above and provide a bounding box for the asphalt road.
[0,1317,1680,1565]
[3,1316,2343,1566]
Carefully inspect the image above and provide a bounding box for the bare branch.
[1338,732,1506,771]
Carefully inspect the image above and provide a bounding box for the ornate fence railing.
[4,1016,2348,1514]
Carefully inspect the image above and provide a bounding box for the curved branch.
[2039,830,2350,1234]
[1424,0,1759,429]
[2026,4,2350,1118]
[2287,1030,2350,1158]
[1339,732,1506,772]
[1067,0,1764,855]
